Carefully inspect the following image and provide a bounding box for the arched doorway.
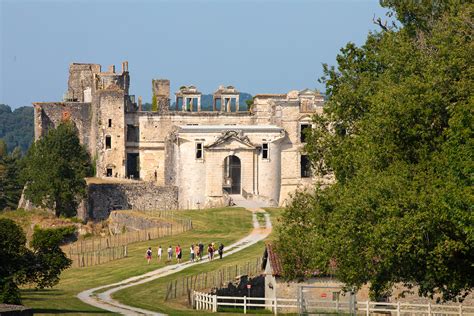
[223,155,241,194]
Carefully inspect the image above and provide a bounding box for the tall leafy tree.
[0,218,72,304]
[0,140,24,210]
[21,122,92,217]
[277,2,473,302]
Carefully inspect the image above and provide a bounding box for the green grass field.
[110,207,284,315]
[20,207,254,315]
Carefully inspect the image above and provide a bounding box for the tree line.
[277,1,473,302]
[1,120,93,304]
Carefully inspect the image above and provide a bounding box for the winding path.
[77,202,272,316]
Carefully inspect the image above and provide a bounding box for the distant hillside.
[142,92,253,111]
[0,104,34,153]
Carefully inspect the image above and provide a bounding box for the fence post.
[213,294,217,312]
[428,302,431,316]
[366,301,370,316]
[244,296,247,314]
[274,297,278,315]
[397,301,400,316]
[459,304,463,316]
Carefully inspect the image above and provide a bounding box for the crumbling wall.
[86,183,178,221]
[33,102,92,151]
[67,63,101,102]
[108,210,171,233]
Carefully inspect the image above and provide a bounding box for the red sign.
[321,293,327,298]
[247,284,252,289]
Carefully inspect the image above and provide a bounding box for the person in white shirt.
[190,245,195,262]
[167,245,172,262]
[157,245,163,262]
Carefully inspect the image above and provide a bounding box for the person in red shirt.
[175,244,182,263]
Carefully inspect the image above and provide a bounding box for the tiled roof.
[266,243,283,277]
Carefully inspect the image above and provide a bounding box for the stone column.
[197,96,201,112]
[236,95,240,112]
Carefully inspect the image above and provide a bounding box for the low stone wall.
[86,183,178,221]
[0,304,33,316]
[108,210,171,234]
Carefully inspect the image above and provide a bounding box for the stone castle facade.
[33,62,325,210]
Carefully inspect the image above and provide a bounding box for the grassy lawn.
[112,207,285,315]
[20,207,253,315]
[113,240,267,316]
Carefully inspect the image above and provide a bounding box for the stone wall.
[34,102,92,150]
[86,183,178,220]
[108,210,171,234]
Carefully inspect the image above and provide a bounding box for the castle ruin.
[33,62,326,218]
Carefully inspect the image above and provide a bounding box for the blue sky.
[0,0,388,108]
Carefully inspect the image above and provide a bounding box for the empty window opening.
[196,142,203,159]
[106,168,112,177]
[262,143,269,160]
[230,98,237,112]
[105,136,112,149]
[176,97,183,111]
[215,98,222,111]
[127,125,139,142]
[108,119,112,127]
[126,153,140,179]
[301,155,312,178]
[300,123,311,143]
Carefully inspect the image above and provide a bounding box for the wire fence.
[69,244,128,268]
[66,218,192,255]
[65,214,192,268]
[165,257,262,301]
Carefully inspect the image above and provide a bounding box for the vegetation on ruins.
[277,1,473,302]
[0,140,24,210]
[151,93,158,112]
[0,218,72,304]
[21,122,93,217]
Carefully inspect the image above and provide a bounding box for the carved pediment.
[205,130,255,149]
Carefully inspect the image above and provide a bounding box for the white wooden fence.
[192,291,474,315]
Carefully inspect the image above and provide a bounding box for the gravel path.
[77,206,271,316]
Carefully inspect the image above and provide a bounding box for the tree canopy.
[21,122,93,217]
[277,1,473,302]
[0,140,24,210]
[0,104,34,154]
[0,218,72,304]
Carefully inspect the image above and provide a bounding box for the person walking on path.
[218,243,224,259]
[176,244,182,263]
[146,247,152,264]
[194,244,200,261]
[198,242,204,261]
[190,245,195,262]
[207,243,214,261]
[167,245,172,262]
[157,245,162,262]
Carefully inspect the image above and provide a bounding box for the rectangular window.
[262,143,269,160]
[300,123,311,143]
[301,155,312,178]
[126,125,139,142]
[195,142,203,159]
[106,168,112,177]
[108,119,112,128]
[105,136,111,149]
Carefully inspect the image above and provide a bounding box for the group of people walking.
[146,242,224,264]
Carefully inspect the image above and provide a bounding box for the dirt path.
[77,207,271,315]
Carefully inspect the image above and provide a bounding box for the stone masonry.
[32,61,327,213]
